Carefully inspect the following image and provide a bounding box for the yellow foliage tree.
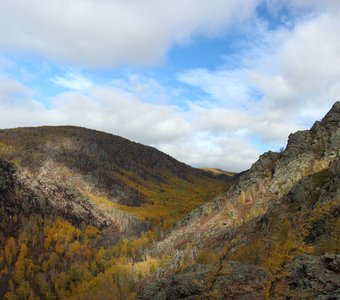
[14,243,28,284]
[4,237,17,266]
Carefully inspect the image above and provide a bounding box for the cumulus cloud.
[178,7,340,146]
[0,73,261,171]
[159,133,261,172]
[0,73,191,143]
[0,76,51,127]
[254,13,340,124]
[1,1,339,172]
[0,0,259,67]
[49,87,191,144]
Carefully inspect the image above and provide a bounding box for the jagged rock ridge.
[137,101,340,299]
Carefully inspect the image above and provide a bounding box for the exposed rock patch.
[272,255,340,299]
[139,102,340,299]
[0,158,148,237]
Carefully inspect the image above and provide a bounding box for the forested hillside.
[0,126,227,299]
[0,102,339,299]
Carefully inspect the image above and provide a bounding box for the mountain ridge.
[137,101,340,299]
[0,102,339,299]
[0,125,227,230]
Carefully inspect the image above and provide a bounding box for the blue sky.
[0,0,340,171]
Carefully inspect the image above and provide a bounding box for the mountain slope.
[0,126,227,229]
[0,126,227,299]
[137,101,340,299]
[0,126,217,204]
[0,102,338,299]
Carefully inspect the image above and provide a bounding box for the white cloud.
[255,13,340,125]
[0,76,52,127]
[0,74,191,143]
[0,73,262,172]
[177,8,340,145]
[263,0,340,16]
[111,74,181,105]
[158,133,261,171]
[189,105,250,132]
[50,71,93,91]
[1,1,340,172]
[0,75,32,104]
[0,0,259,67]
[49,86,191,144]
[288,0,340,12]
[178,69,252,108]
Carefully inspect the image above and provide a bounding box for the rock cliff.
[138,102,340,299]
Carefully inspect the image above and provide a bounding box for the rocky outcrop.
[138,262,268,300]
[0,158,148,236]
[272,254,340,299]
[139,101,340,299]
[149,102,340,256]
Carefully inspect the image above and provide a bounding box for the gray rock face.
[138,262,268,300]
[273,255,340,299]
[211,261,269,300]
[288,101,340,157]
[151,102,340,256]
[138,264,213,300]
[140,102,340,299]
[0,158,147,237]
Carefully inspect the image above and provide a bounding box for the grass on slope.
[88,171,226,228]
[200,167,236,177]
[229,169,340,299]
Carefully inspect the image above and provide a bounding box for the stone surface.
[138,262,268,300]
[272,254,340,299]
[0,158,148,238]
[140,102,340,299]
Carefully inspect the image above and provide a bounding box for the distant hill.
[200,167,237,177]
[0,126,226,229]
